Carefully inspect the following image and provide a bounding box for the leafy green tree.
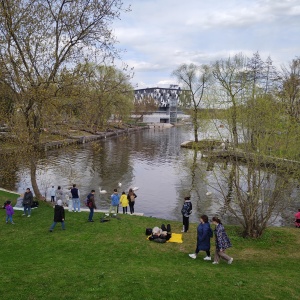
[0,0,127,198]
[77,64,134,130]
[206,95,295,237]
[133,96,159,124]
[206,53,298,237]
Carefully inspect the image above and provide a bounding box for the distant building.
[134,85,189,124]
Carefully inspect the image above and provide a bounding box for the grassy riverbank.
[0,123,148,153]
[0,199,299,300]
[0,189,20,203]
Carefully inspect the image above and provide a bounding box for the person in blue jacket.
[107,189,120,216]
[189,215,213,260]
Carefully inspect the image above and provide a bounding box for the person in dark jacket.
[181,196,192,232]
[70,184,81,212]
[189,215,213,260]
[22,188,33,217]
[149,224,172,243]
[49,200,65,232]
[211,216,233,265]
[87,190,97,222]
[127,188,137,214]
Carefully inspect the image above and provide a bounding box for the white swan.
[206,192,212,196]
[132,187,139,191]
[99,187,107,194]
[118,182,122,187]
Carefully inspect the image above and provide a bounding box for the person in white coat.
[50,186,56,202]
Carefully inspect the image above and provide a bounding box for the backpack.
[84,197,91,207]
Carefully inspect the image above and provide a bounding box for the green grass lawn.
[0,195,299,300]
[0,189,20,203]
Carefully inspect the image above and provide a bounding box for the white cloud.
[114,0,300,88]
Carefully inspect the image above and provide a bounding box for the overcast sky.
[113,0,300,89]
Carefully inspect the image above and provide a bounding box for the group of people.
[189,215,233,265]
[3,187,36,224]
[48,186,138,230]
[181,197,233,265]
[48,184,137,216]
[49,185,72,209]
[106,188,137,216]
[47,186,138,228]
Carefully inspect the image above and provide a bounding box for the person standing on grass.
[87,190,97,222]
[127,188,137,214]
[107,189,120,217]
[120,191,129,214]
[49,200,65,232]
[71,184,81,212]
[22,188,33,217]
[181,196,192,232]
[211,216,233,265]
[189,215,213,260]
[4,201,15,224]
[55,186,64,204]
[50,186,56,202]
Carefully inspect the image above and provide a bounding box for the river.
[3,124,299,226]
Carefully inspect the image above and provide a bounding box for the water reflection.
[1,125,299,226]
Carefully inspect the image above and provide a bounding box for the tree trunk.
[193,109,199,142]
[231,104,238,147]
[30,157,43,200]
[190,149,198,191]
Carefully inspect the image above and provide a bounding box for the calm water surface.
[5,124,299,226]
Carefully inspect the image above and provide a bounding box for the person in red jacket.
[87,190,97,222]
[295,209,300,228]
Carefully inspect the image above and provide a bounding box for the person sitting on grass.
[149,224,172,243]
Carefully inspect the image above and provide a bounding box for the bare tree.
[172,63,211,142]
[211,160,292,237]
[280,58,300,123]
[212,53,248,147]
